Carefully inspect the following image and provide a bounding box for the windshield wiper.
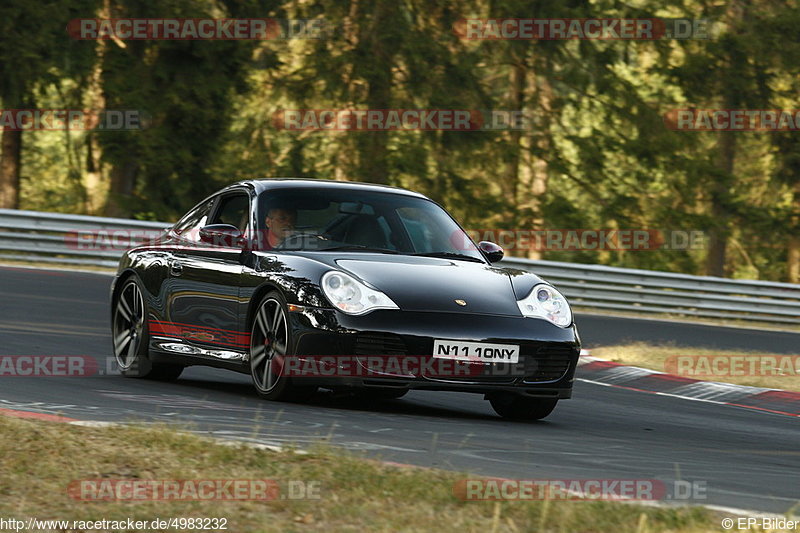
[410,251,486,263]
[320,245,398,254]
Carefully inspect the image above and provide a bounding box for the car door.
[165,190,251,354]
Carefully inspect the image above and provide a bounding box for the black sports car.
[110,179,580,420]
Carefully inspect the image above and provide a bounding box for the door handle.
[170,260,183,276]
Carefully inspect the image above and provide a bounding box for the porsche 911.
[110,179,580,420]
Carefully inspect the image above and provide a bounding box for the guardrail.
[0,208,169,268]
[500,258,800,324]
[1,208,799,324]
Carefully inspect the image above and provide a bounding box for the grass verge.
[590,343,800,391]
[0,414,737,532]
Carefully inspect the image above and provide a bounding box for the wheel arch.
[245,281,286,334]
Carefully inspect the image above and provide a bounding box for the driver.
[264,207,297,249]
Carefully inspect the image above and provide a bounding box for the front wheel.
[489,394,558,421]
[112,276,183,381]
[249,291,317,402]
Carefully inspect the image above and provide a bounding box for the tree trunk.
[0,128,22,209]
[788,183,800,283]
[705,130,735,277]
[84,22,109,215]
[104,160,139,217]
[499,62,526,230]
[789,238,800,283]
[524,72,552,260]
[705,0,745,278]
[431,130,448,201]
[353,0,396,184]
[358,77,390,184]
[85,134,105,214]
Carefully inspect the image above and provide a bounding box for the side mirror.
[199,224,246,248]
[478,241,504,263]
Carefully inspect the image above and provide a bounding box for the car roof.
[222,178,428,199]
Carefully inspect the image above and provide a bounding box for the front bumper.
[285,307,580,398]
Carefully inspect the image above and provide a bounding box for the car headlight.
[321,271,399,315]
[516,284,572,327]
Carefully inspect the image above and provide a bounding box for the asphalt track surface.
[1,266,798,514]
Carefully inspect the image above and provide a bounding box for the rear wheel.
[489,394,558,421]
[112,277,183,381]
[249,291,317,402]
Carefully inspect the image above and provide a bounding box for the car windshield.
[256,187,484,262]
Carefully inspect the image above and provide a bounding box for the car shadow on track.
[156,376,524,423]
[306,390,503,421]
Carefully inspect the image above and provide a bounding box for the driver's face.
[265,208,297,239]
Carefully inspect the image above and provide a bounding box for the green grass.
[591,343,800,392]
[0,414,760,532]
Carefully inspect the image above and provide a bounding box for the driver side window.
[209,193,251,234]
[172,198,216,242]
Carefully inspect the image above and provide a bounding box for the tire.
[249,291,317,402]
[489,394,558,421]
[355,388,408,400]
[112,276,183,381]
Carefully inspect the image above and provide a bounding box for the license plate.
[432,340,520,364]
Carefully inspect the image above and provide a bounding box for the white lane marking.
[578,378,800,417]
[592,366,659,384]
[577,356,785,401]
[578,378,729,407]
[669,381,772,402]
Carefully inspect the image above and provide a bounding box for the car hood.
[334,257,523,316]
